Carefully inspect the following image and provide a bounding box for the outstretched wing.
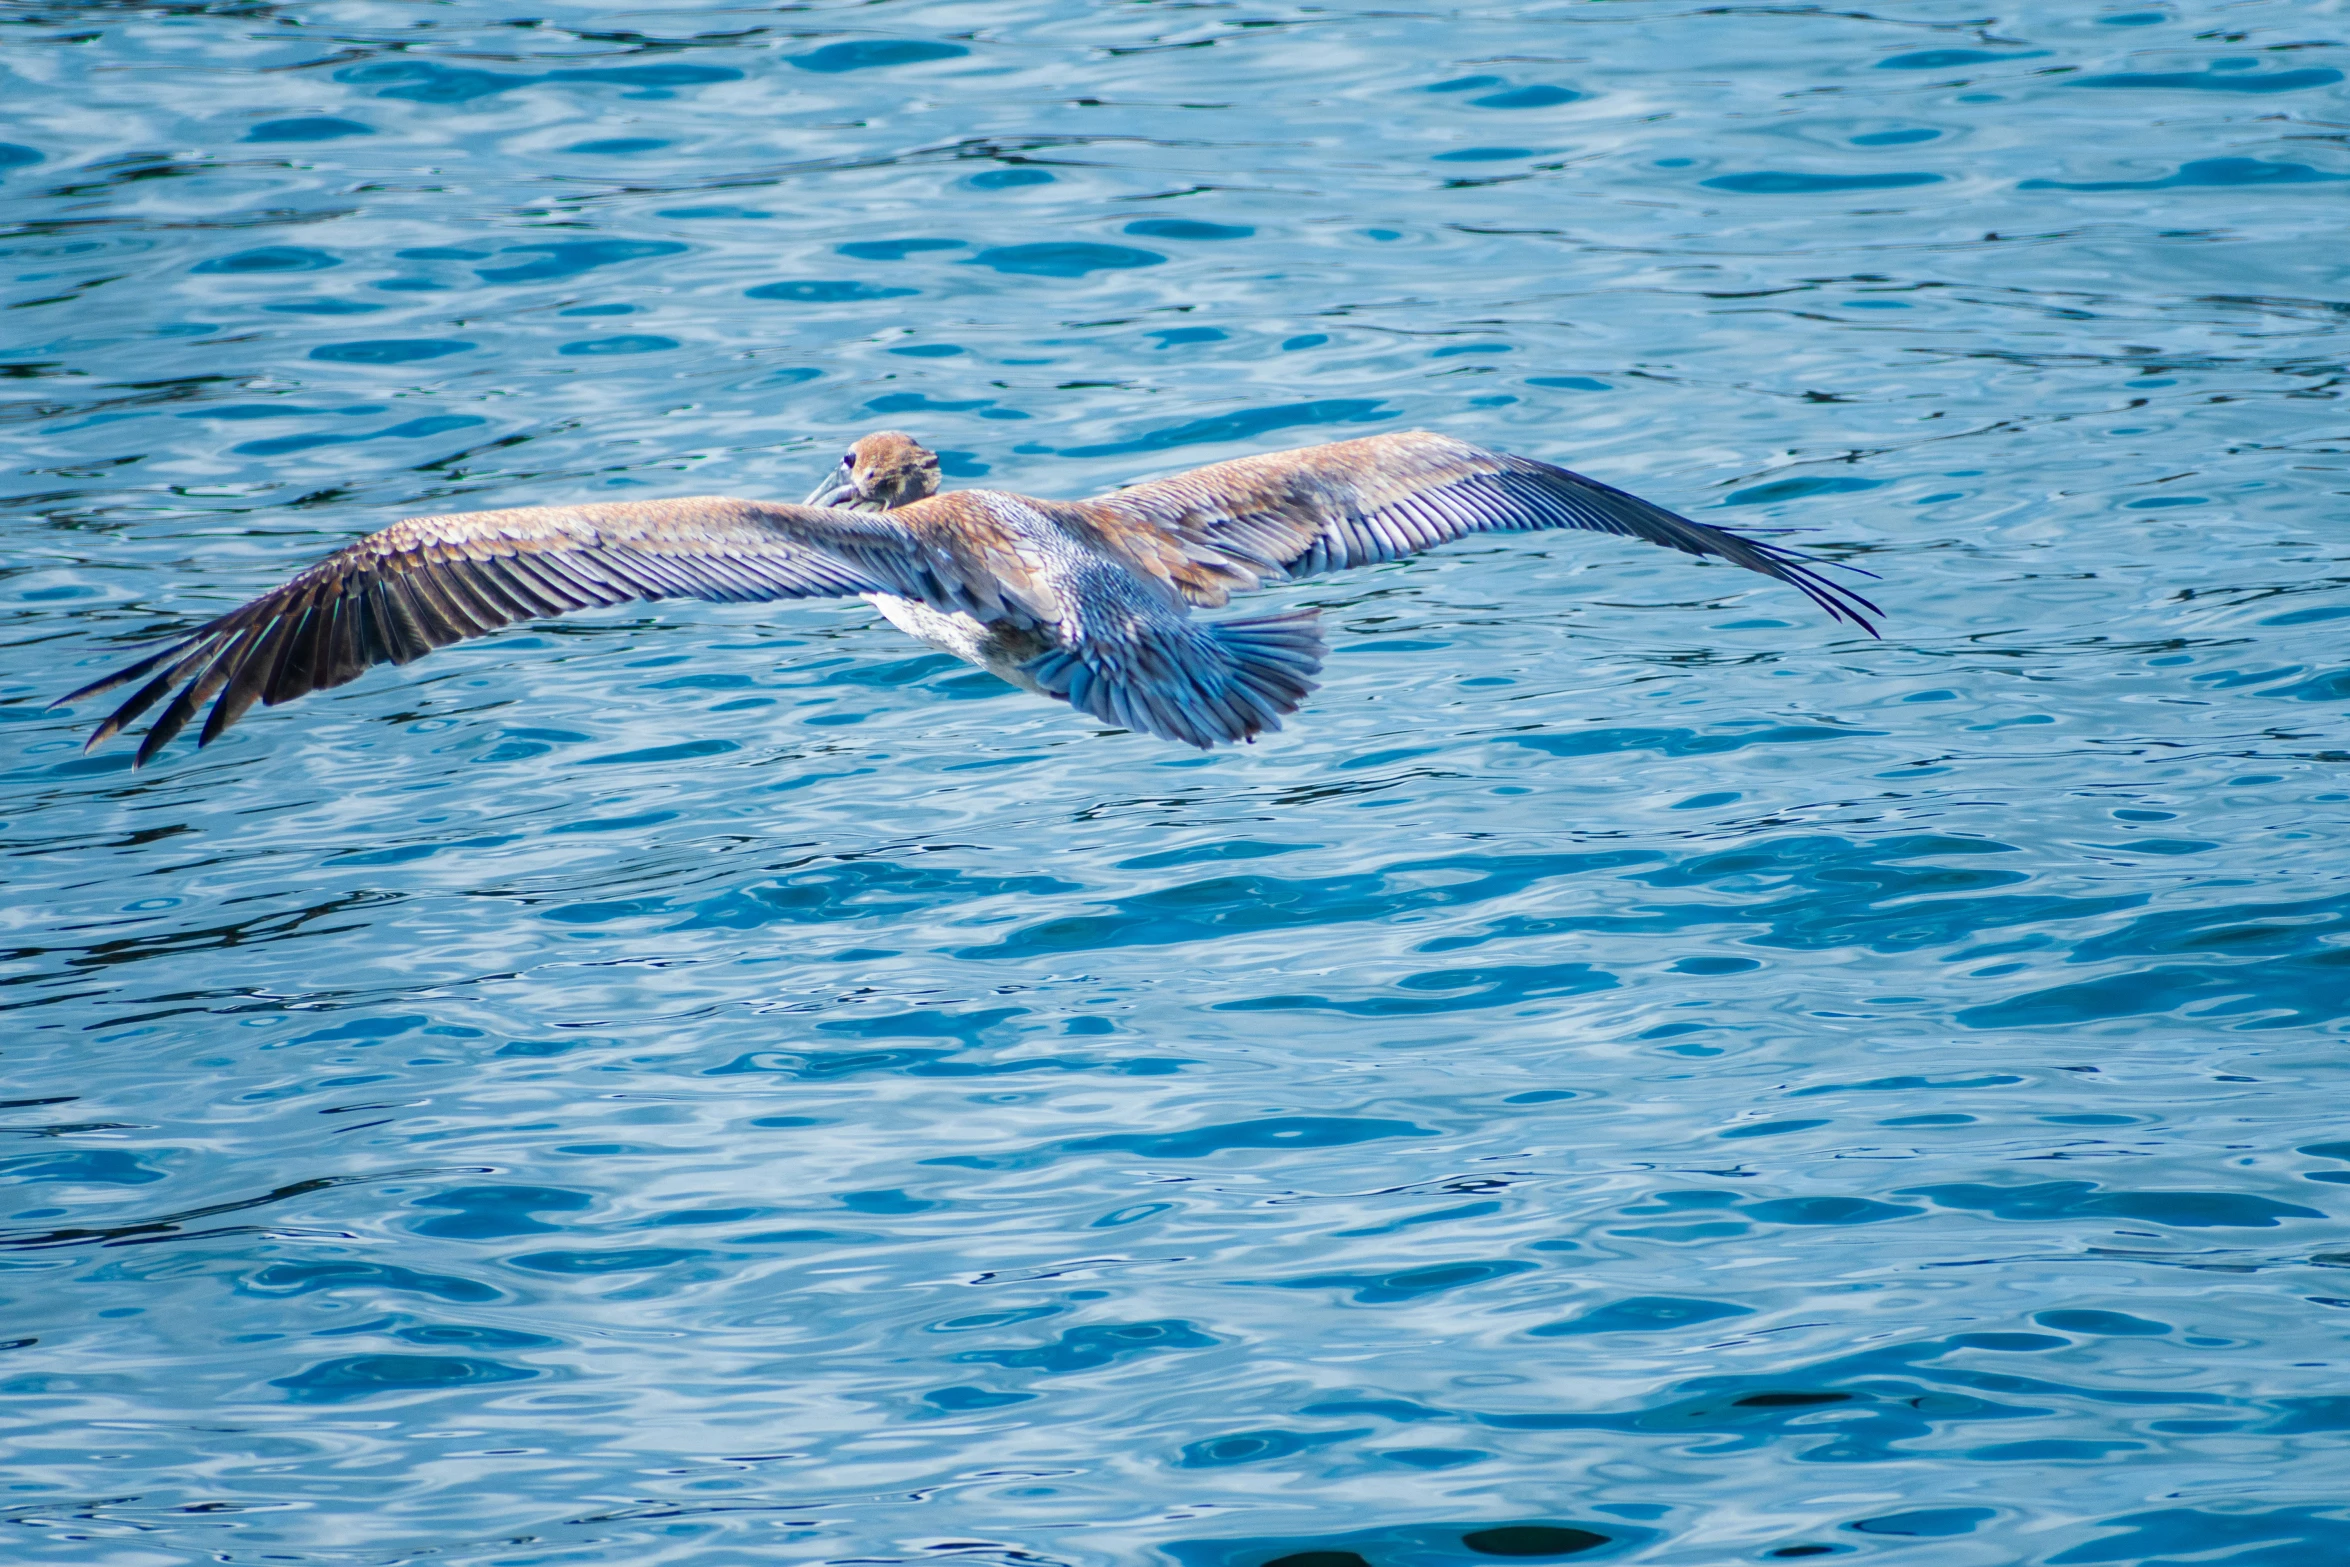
[54,496,1017,765]
[1080,429,1882,634]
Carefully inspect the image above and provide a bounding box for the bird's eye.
[841,452,855,468]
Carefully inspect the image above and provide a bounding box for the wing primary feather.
[352,584,392,668]
[369,577,433,662]
[86,658,197,752]
[446,557,537,624]
[714,551,801,600]
[360,578,413,663]
[581,547,672,599]
[201,606,304,747]
[669,552,746,602]
[470,555,563,617]
[562,554,637,603]
[233,594,312,715]
[1392,497,1441,553]
[55,588,285,712]
[136,622,268,765]
[260,591,330,707]
[381,573,448,647]
[81,609,284,749]
[280,590,344,703]
[404,563,490,640]
[629,548,726,599]
[655,548,739,597]
[297,593,355,694]
[499,549,601,609]
[324,581,368,686]
[54,631,207,709]
[425,560,514,638]
[80,624,234,742]
[386,574,463,650]
[577,546,658,597]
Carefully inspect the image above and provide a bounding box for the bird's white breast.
[864,594,1049,693]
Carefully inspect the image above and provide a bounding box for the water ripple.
[5,1,2348,1562]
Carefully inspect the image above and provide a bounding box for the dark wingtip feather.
[198,667,266,749]
[135,682,205,767]
[84,660,198,753]
[52,636,194,711]
[131,624,263,766]
[1742,538,1885,637]
[1488,454,1888,636]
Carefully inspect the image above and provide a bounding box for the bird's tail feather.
[1023,607,1324,748]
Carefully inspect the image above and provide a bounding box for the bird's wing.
[1077,428,1882,634]
[55,496,1026,764]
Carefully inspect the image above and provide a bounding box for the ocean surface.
[5,2,2349,1562]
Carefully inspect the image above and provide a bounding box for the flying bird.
[56,429,1880,762]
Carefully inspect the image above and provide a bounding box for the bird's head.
[804,430,942,511]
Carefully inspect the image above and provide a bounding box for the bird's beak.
[804,473,860,508]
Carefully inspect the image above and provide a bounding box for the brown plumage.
[55,428,1880,762]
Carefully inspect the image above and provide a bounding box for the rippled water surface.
[8,2,2350,1562]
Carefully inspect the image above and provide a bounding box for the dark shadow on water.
[947,1319,1216,1380]
[543,856,1080,931]
[839,237,966,260]
[408,1184,592,1240]
[335,60,743,102]
[1877,49,2048,69]
[474,241,685,284]
[1848,1509,1993,1537]
[1900,1181,2322,1229]
[309,339,474,364]
[245,117,373,142]
[789,40,967,74]
[967,242,1164,277]
[192,246,339,274]
[707,1041,1188,1080]
[957,833,2155,973]
[2046,1507,2350,1564]
[2022,158,2350,192]
[2067,67,2343,94]
[1213,959,1616,1017]
[237,1259,499,1303]
[1955,886,2350,1029]
[1127,219,1255,241]
[273,1353,538,1403]
[0,1168,427,1254]
[923,1112,1435,1173]
[747,279,918,302]
[1164,1519,1649,1566]
[1702,172,1942,194]
[1531,1296,1753,1336]
[1269,1259,1538,1306]
[1067,1115,1435,1159]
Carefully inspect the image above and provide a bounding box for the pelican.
[56,430,1880,762]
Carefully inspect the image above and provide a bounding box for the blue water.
[5,2,2349,1562]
